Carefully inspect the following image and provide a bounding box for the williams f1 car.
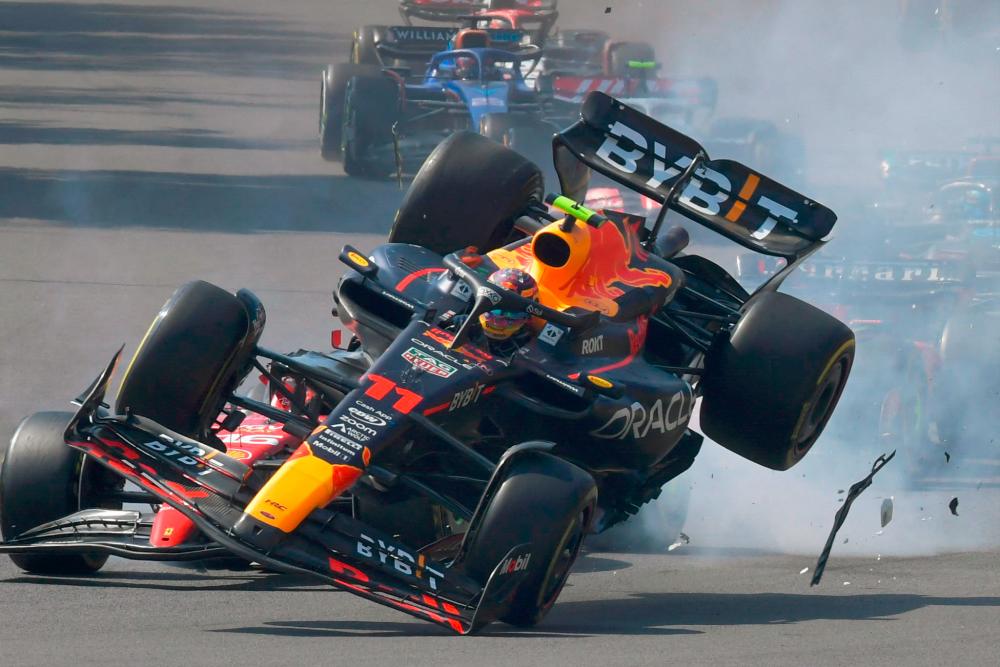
[320,28,541,165]
[1,93,854,634]
[327,37,555,177]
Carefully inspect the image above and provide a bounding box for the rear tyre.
[1,412,117,574]
[116,281,263,441]
[389,131,544,255]
[342,74,400,178]
[700,292,855,470]
[460,450,596,626]
[320,64,382,161]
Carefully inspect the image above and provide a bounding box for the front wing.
[1,355,527,635]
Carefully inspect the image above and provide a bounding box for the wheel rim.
[795,358,846,452]
[538,510,587,610]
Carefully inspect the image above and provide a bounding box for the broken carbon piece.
[949,497,959,516]
[810,451,896,587]
[880,497,894,527]
[667,532,691,552]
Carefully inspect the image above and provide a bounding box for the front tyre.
[341,74,399,178]
[320,64,383,162]
[0,412,118,574]
[459,450,596,626]
[116,281,263,441]
[389,132,544,255]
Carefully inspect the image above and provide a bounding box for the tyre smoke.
[576,1,1000,556]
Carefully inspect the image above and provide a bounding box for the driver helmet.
[479,268,538,340]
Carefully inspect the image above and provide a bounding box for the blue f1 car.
[321,30,556,177]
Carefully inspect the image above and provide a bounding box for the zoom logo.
[347,406,386,427]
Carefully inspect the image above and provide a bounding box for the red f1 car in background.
[398,0,559,47]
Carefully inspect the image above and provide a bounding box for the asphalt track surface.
[1,1,998,665]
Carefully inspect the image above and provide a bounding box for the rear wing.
[738,254,971,288]
[372,26,528,63]
[553,92,836,259]
[399,1,558,24]
[400,0,489,23]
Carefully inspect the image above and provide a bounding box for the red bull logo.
[556,217,670,316]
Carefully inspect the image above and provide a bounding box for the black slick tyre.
[1,412,118,574]
[460,450,596,626]
[342,74,400,178]
[389,131,544,255]
[700,291,855,470]
[320,64,382,161]
[116,281,263,441]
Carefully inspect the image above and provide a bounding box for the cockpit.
[428,48,523,83]
[486,207,683,322]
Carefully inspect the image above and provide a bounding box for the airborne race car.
[0,93,854,634]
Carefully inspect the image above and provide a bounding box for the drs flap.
[553,91,837,258]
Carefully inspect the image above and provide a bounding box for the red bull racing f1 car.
[0,93,854,634]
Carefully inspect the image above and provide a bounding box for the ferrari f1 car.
[737,207,1000,476]
[398,0,559,47]
[1,93,854,634]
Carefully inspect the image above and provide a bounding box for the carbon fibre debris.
[810,451,895,587]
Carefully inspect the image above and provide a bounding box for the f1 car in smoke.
[737,209,1000,475]
[546,60,804,191]
[1,94,854,633]
[924,165,1000,276]
[875,137,998,212]
[324,35,556,177]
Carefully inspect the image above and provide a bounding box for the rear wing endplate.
[553,92,836,259]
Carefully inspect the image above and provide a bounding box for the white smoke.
[575,1,1000,557]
